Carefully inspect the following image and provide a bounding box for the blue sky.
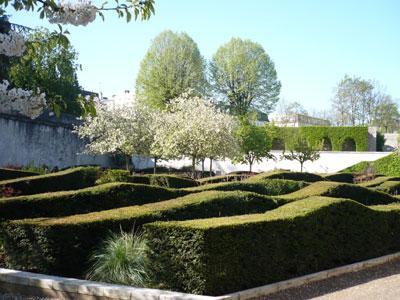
[6,0,400,112]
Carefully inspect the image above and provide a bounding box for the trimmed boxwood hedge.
[96,169,198,188]
[1,190,277,277]
[0,167,101,196]
[198,175,248,185]
[0,183,188,220]
[186,179,309,196]
[144,197,400,295]
[323,173,355,183]
[276,181,397,205]
[341,153,400,176]
[375,181,400,195]
[246,170,324,183]
[0,168,39,181]
[275,126,369,151]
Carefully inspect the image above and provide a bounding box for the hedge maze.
[1,166,400,295]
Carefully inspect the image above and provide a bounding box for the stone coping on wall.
[1,251,400,300]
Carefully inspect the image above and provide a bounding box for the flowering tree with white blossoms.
[0,80,46,118]
[152,92,238,177]
[0,0,155,118]
[0,0,155,27]
[75,101,156,170]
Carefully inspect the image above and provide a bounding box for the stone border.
[225,252,400,300]
[0,269,227,300]
[1,252,400,300]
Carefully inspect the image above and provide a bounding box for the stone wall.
[383,133,399,151]
[0,113,112,169]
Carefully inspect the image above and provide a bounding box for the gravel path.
[263,258,400,300]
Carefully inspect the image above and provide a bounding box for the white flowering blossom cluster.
[76,92,238,173]
[152,92,239,172]
[46,0,97,26]
[0,80,46,119]
[0,30,26,57]
[75,100,156,158]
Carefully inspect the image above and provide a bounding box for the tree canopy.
[234,120,274,172]
[135,30,207,109]
[8,28,87,115]
[210,37,281,116]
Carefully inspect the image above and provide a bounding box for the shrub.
[0,183,188,220]
[186,179,309,196]
[197,175,242,185]
[0,167,101,196]
[375,181,400,195]
[246,170,323,183]
[341,153,400,176]
[95,169,132,185]
[86,231,149,287]
[276,181,397,206]
[144,197,400,295]
[96,170,198,188]
[1,190,277,276]
[0,168,39,181]
[324,173,354,183]
[357,176,400,188]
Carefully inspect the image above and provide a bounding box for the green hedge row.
[0,183,188,220]
[186,179,309,196]
[198,175,248,185]
[323,173,355,183]
[96,169,198,188]
[276,181,397,205]
[144,197,400,295]
[274,126,369,151]
[1,190,277,277]
[0,168,39,181]
[247,170,324,183]
[0,167,101,196]
[375,181,400,195]
[341,153,400,176]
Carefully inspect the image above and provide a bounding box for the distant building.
[102,90,135,109]
[269,113,330,127]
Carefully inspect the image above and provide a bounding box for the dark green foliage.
[0,183,188,220]
[247,170,324,183]
[186,179,308,196]
[144,197,400,295]
[197,175,243,185]
[95,169,132,185]
[376,132,385,151]
[341,153,400,176]
[277,181,397,206]
[0,168,39,181]
[275,126,369,151]
[0,167,101,196]
[1,190,277,277]
[375,181,400,195]
[96,170,198,188]
[324,173,355,183]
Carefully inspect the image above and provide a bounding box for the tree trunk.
[125,155,130,171]
[209,158,213,177]
[201,159,205,178]
[300,162,303,172]
[192,157,196,179]
[249,161,252,173]
[153,157,157,174]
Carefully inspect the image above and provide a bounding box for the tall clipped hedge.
[1,190,277,277]
[144,197,400,295]
[0,183,189,220]
[0,167,101,196]
[0,168,39,181]
[274,126,369,151]
[341,153,400,176]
